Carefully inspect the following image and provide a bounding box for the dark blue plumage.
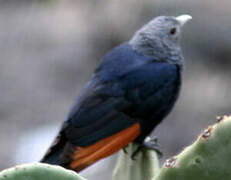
[41,14,191,172]
[65,43,181,146]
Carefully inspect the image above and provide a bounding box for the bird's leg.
[123,145,128,154]
[131,136,163,160]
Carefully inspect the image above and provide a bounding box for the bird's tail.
[41,123,141,172]
[40,132,67,165]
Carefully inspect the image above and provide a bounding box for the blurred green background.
[0,0,231,179]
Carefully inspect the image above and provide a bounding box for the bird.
[41,14,192,172]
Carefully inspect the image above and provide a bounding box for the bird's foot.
[131,136,163,160]
[143,136,163,157]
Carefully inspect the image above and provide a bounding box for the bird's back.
[41,43,182,171]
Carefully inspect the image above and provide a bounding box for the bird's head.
[129,14,192,65]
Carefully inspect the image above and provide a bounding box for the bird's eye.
[169,28,177,35]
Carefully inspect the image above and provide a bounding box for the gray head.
[129,14,192,65]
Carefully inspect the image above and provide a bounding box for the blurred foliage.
[38,0,60,5]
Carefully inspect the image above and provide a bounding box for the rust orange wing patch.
[70,123,141,172]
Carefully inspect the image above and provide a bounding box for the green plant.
[154,115,231,180]
[0,163,86,180]
[112,143,160,180]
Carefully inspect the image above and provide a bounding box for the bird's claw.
[131,136,163,160]
[131,146,142,160]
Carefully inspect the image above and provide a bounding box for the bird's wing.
[41,74,142,170]
[41,60,179,171]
